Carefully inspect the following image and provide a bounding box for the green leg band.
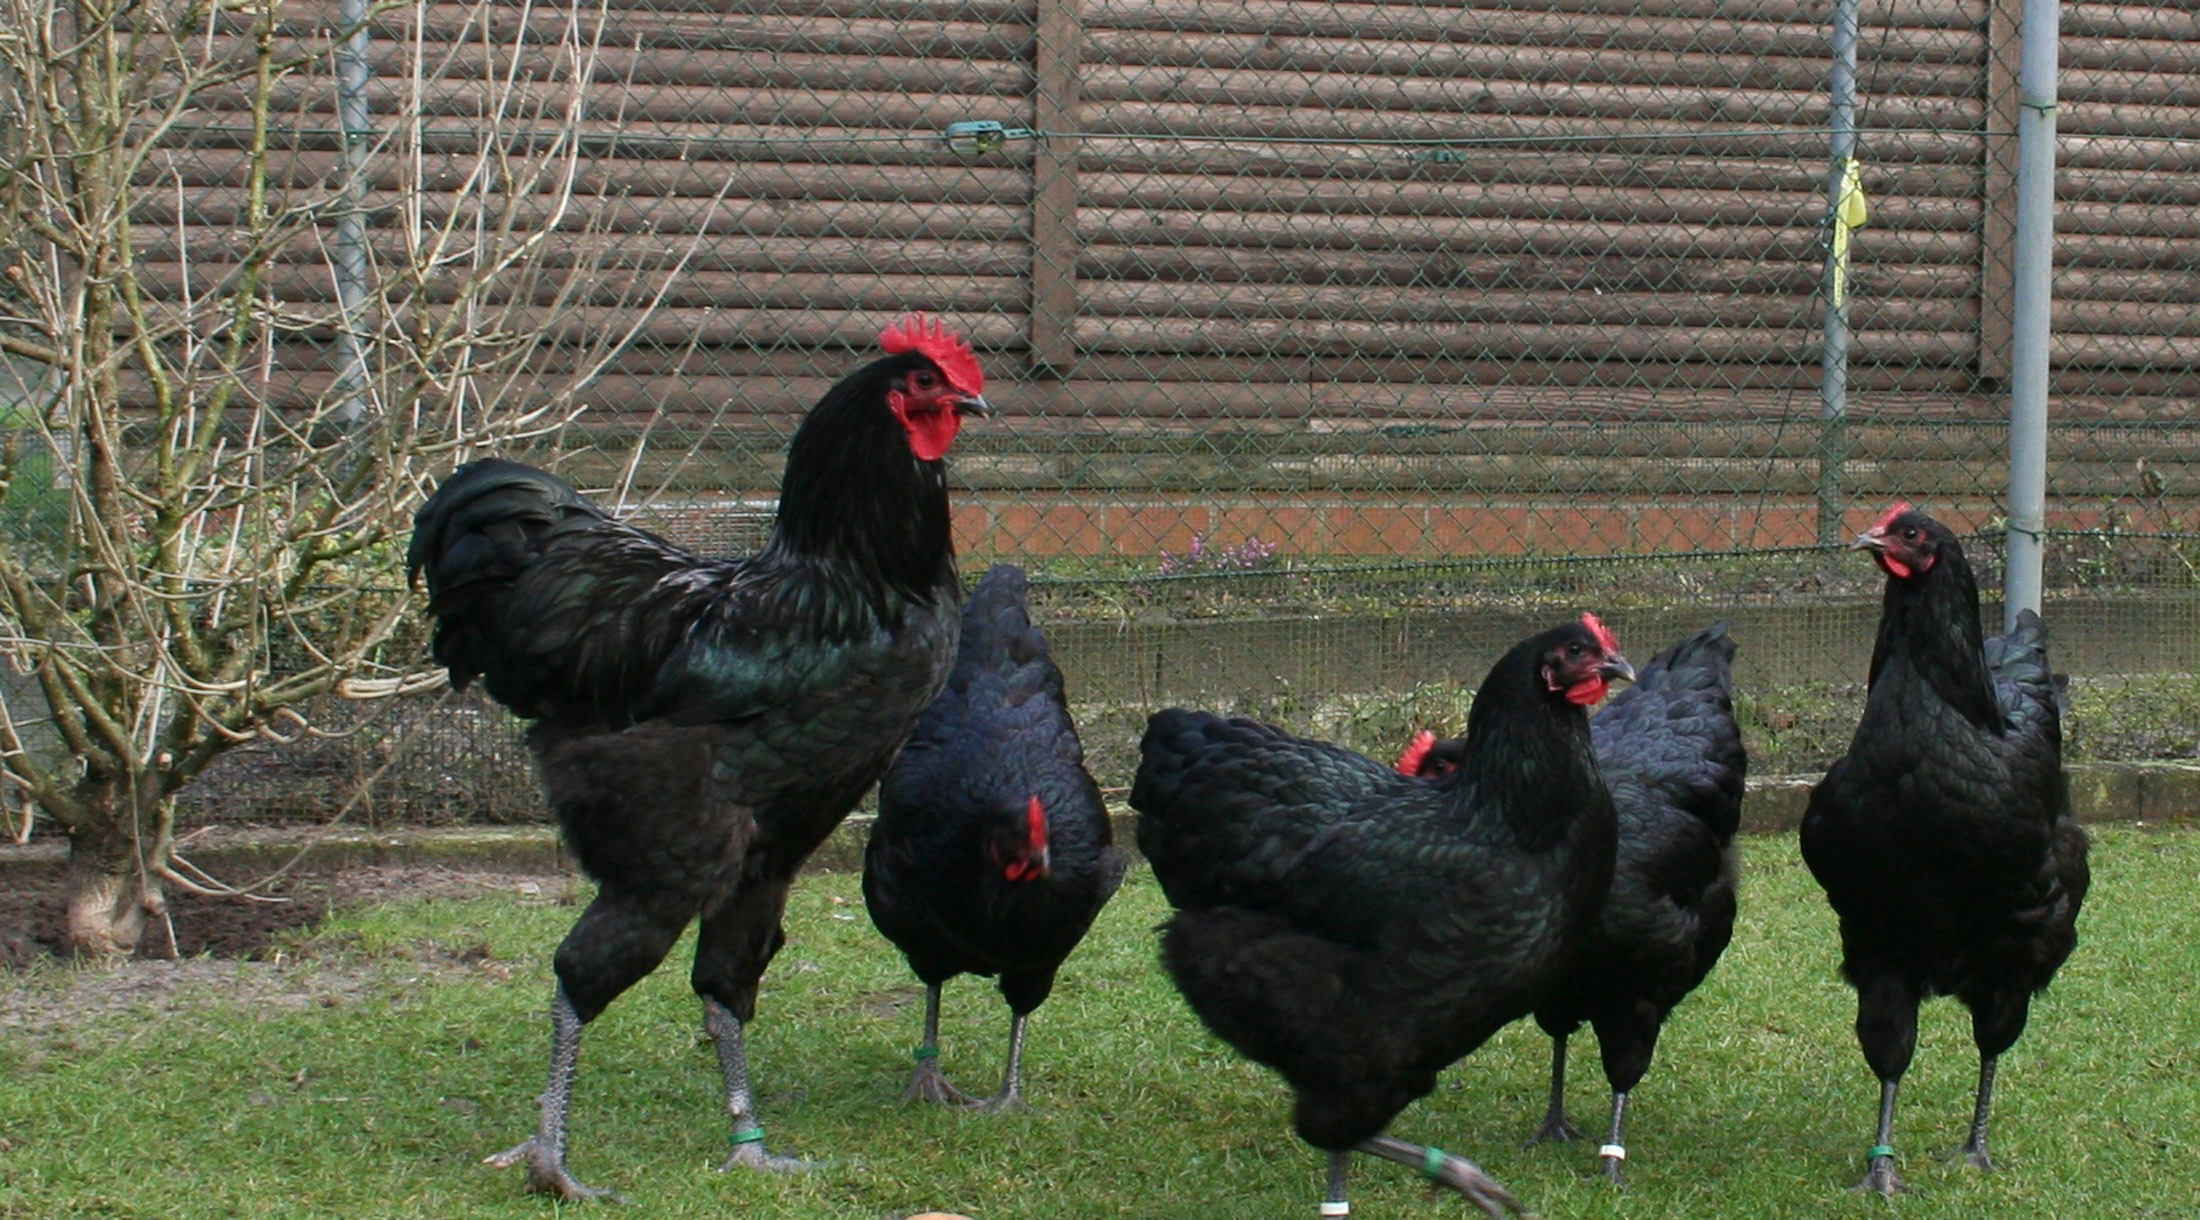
[912,1046,940,1061]
[729,1126,767,1146]
[1421,1145,1447,1180]
[1867,1144,1894,1161]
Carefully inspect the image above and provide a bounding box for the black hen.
[864,563,1128,1111]
[407,315,988,1199]
[1132,616,1632,1218]
[1801,504,2089,1195]
[1402,622,1745,1183]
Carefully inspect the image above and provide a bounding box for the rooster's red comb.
[878,313,983,397]
[1395,729,1437,777]
[1866,501,1915,535]
[1581,612,1619,655]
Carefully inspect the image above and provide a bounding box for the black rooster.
[1400,622,1745,1183]
[407,315,988,1199]
[1801,504,2089,1195]
[1132,616,1632,1218]
[863,563,1128,1111]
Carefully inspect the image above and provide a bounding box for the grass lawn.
[2,825,2195,1219]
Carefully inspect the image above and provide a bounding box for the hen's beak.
[1852,529,1887,551]
[956,393,993,418]
[1600,655,1636,685]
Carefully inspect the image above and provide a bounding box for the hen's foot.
[1525,1110,1580,1146]
[1848,1155,1910,1196]
[1953,1141,1996,1172]
[968,1089,1031,1115]
[1596,1148,1627,1186]
[717,1137,817,1173]
[901,1058,978,1106]
[484,1137,624,1202]
[1355,1136,1527,1219]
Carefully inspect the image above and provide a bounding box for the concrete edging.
[2,761,2191,881]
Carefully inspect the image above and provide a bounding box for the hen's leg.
[488,893,684,1200]
[972,969,1055,1113]
[693,880,813,1171]
[1597,1091,1630,1184]
[1958,986,2028,1171]
[1527,1031,1580,1145]
[1354,1135,1525,1218]
[1849,972,1919,1196]
[1590,1007,1660,1183]
[903,984,977,1105]
[1959,1055,1999,1171]
[1320,1149,1350,1218]
[970,1011,1032,1113]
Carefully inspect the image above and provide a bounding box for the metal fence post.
[2004,0,2059,628]
[1816,0,1862,546]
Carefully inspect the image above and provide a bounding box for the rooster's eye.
[914,371,937,389]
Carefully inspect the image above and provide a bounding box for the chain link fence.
[20,0,2197,828]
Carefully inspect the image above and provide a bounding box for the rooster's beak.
[1599,655,1636,685]
[1852,529,1887,551]
[957,393,993,418]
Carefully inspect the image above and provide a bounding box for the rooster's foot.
[484,1137,625,1202]
[1596,1152,1627,1187]
[1952,1141,1995,1172]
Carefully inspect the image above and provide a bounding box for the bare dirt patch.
[0,858,566,968]
[0,859,577,1043]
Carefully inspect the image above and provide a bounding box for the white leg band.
[1599,1143,1628,1161]
[1319,1202,1351,1217]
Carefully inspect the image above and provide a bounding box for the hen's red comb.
[1395,729,1437,777]
[1866,501,1915,534]
[1581,612,1619,655]
[878,313,984,397]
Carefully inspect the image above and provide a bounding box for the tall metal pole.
[331,0,373,426]
[1816,0,1862,546]
[2003,0,2058,629]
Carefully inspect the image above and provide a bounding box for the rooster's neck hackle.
[765,353,959,618]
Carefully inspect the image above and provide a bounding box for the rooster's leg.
[903,983,978,1105]
[1849,1079,1909,1196]
[1958,1055,1998,1171]
[971,1011,1033,1113]
[704,998,813,1172]
[1354,1134,1525,1219]
[1597,1091,1630,1184]
[1526,1031,1580,1145]
[484,988,621,1201]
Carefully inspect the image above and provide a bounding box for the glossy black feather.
[1801,512,2087,1108]
[1538,624,1745,1096]
[1132,621,1620,1151]
[405,348,965,1026]
[865,564,1128,1017]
